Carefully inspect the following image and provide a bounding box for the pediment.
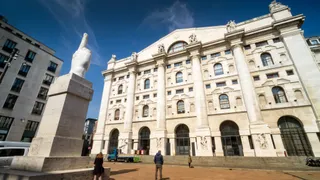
[171,94,190,100]
[251,45,277,54]
[211,88,222,94]
[223,87,234,93]
[137,99,155,105]
[261,80,275,87]
[277,78,290,85]
[110,104,125,109]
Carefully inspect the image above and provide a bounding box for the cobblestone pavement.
[104,162,320,180]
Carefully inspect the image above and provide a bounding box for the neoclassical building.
[92,1,320,157]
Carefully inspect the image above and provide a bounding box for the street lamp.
[0,48,20,83]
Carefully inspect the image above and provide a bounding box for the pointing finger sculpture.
[69,33,92,78]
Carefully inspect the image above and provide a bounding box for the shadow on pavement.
[111,168,139,176]
[162,178,170,180]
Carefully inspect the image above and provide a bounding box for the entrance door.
[139,127,150,155]
[220,121,243,156]
[108,129,119,154]
[175,124,190,155]
[278,116,313,156]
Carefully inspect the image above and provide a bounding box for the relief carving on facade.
[269,0,287,13]
[226,20,236,33]
[131,52,138,62]
[158,44,165,54]
[156,138,162,148]
[256,133,268,149]
[119,138,128,152]
[199,136,208,150]
[189,33,198,44]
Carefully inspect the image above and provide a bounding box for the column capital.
[186,41,202,55]
[225,29,244,48]
[125,61,137,74]
[102,69,114,81]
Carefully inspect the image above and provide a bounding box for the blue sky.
[0,0,319,118]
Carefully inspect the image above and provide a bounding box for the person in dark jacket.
[188,155,192,168]
[93,152,104,180]
[154,150,163,180]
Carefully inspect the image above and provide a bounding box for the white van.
[0,141,30,167]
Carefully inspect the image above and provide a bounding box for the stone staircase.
[136,155,320,171]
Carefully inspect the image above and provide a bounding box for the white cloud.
[38,0,103,66]
[141,0,194,32]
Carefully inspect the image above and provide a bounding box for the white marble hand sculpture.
[69,33,92,78]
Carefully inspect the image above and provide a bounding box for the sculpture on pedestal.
[69,33,92,78]
[189,33,198,44]
[158,43,165,54]
[269,0,287,13]
[131,52,138,62]
[226,20,236,33]
[109,54,116,63]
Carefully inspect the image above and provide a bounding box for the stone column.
[270,128,286,157]
[91,71,113,154]
[239,130,255,156]
[151,53,167,155]
[306,133,320,157]
[280,28,320,125]
[120,63,137,154]
[187,43,213,156]
[212,132,224,156]
[228,34,276,156]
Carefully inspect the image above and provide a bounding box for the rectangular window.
[186,59,191,64]
[43,74,54,86]
[32,101,45,115]
[144,70,151,74]
[244,45,251,50]
[189,87,193,92]
[211,52,221,58]
[37,87,49,100]
[26,38,32,43]
[176,89,184,94]
[225,50,231,55]
[167,91,171,95]
[118,76,124,80]
[4,27,13,32]
[143,95,150,99]
[116,99,121,103]
[3,94,18,110]
[15,33,23,38]
[310,39,320,45]
[2,39,17,53]
[18,64,31,77]
[47,61,58,73]
[273,38,281,43]
[232,79,238,84]
[266,72,279,79]
[253,75,260,81]
[174,62,182,67]
[11,78,25,93]
[21,120,39,142]
[0,53,9,68]
[153,93,157,97]
[136,96,139,100]
[34,43,40,48]
[110,101,113,104]
[166,64,171,69]
[286,70,294,76]
[201,56,207,60]
[25,50,36,63]
[205,84,211,89]
[216,82,226,87]
[248,136,254,149]
[255,41,268,47]
[154,68,158,72]
[0,115,14,141]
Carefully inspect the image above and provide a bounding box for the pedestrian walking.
[154,150,163,180]
[93,152,104,180]
[188,155,192,168]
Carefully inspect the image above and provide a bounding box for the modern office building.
[92,1,320,157]
[0,16,63,142]
[82,118,97,155]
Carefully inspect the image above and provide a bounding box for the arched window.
[272,86,288,103]
[144,79,150,89]
[142,105,149,117]
[139,127,151,155]
[168,41,188,53]
[261,53,274,66]
[294,90,303,100]
[219,94,230,109]
[249,60,256,69]
[118,85,123,94]
[108,129,119,154]
[214,63,223,76]
[176,72,183,83]
[220,121,243,156]
[175,124,190,155]
[114,109,120,120]
[259,94,267,105]
[177,100,185,114]
[204,70,209,80]
[229,65,235,73]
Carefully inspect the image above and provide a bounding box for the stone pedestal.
[6,74,110,179]
[250,123,277,157]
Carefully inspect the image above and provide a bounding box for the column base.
[195,127,213,156]
[10,156,90,172]
[250,123,277,157]
[119,131,133,154]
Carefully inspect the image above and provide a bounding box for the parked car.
[0,141,30,167]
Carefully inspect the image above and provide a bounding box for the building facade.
[82,118,97,156]
[0,16,63,142]
[306,36,320,67]
[92,1,320,157]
